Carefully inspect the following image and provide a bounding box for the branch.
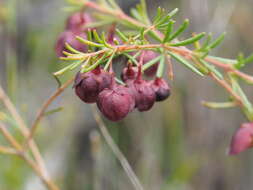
[26,77,74,145]
[0,84,47,174]
[91,105,144,190]
[0,122,59,190]
[0,84,59,189]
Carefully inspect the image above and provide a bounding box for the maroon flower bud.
[55,31,87,57]
[137,50,159,77]
[229,122,253,155]
[97,84,135,121]
[127,67,155,111]
[74,67,113,103]
[121,65,138,82]
[66,12,93,31]
[150,78,171,101]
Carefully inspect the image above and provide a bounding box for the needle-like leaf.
[168,52,204,76]
[170,32,206,46]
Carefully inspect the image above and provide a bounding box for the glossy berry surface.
[128,79,156,112]
[74,68,113,103]
[97,84,135,121]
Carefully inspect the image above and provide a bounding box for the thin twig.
[20,153,60,190]
[91,105,144,190]
[209,72,243,106]
[27,77,74,145]
[0,122,22,151]
[0,121,60,190]
[0,84,48,174]
[0,84,60,190]
[0,145,17,155]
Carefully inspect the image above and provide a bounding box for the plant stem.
[0,122,59,190]
[0,85,48,175]
[91,105,144,190]
[26,77,74,145]
[0,85,59,190]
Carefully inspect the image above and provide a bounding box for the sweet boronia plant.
[1,0,253,190]
[55,0,253,155]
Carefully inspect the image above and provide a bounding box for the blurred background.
[1,0,253,189]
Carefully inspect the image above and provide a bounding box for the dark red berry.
[128,79,156,112]
[150,78,171,101]
[121,65,138,82]
[66,12,93,31]
[74,67,113,103]
[97,84,135,121]
[55,31,87,57]
[126,66,156,111]
[137,50,159,77]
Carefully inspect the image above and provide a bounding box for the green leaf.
[156,8,179,26]
[101,32,113,48]
[142,55,162,71]
[130,8,143,21]
[168,19,189,41]
[153,7,163,24]
[162,20,175,43]
[200,33,212,50]
[123,53,139,65]
[202,101,236,109]
[104,51,116,70]
[44,107,63,116]
[93,30,103,44]
[84,53,108,72]
[230,75,253,112]
[76,36,104,48]
[156,55,165,78]
[115,29,128,42]
[244,53,253,65]
[65,43,83,54]
[139,0,150,24]
[70,59,85,70]
[80,57,91,73]
[107,0,121,10]
[54,62,78,76]
[148,30,162,42]
[168,52,204,76]
[170,32,206,46]
[207,55,237,64]
[198,58,223,79]
[206,32,226,50]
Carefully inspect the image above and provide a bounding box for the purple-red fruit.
[74,67,113,103]
[97,84,135,121]
[128,79,156,112]
[66,12,93,31]
[55,31,87,57]
[121,65,138,82]
[150,78,171,101]
[229,122,253,155]
[137,50,159,77]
